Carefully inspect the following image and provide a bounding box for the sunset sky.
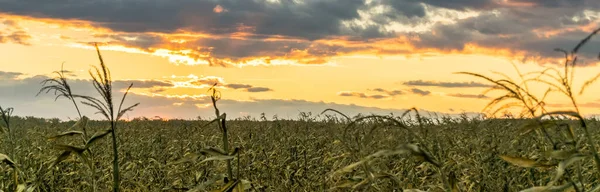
[1,0,600,120]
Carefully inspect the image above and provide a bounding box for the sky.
[1,0,600,120]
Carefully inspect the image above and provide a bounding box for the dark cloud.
[246,87,272,93]
[447,93,489,99]
[1,0,574,40]
[0,0,519,40]
[340,87,431,98]
[226,83,272,92]
[2,0,600,66]
[410,88,431,96]
[0,0,376,40]
[338,91,389,99]
[375,0,426,21]
[403,80,491,88]
[370,88,404,96]
[113,80,174,88]
[413,4,600,65]
[417,0,498,10]
[189,77,224,86]
[99,33,164,50]
[225,84,253,89]
[149,87,167,93]
[190,80,273,92]
[0,71,23,80]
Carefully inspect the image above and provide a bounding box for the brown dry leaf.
[499,155,555,168]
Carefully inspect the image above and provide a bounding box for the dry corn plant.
[459,27,600,191]
[37,64,105,191]
[42,44,139,192]
[0,153,20,191]
[456,60,559,149]
[1,106,15,154]
[0,106,19,191]
[0,107,42,192]
[37,64,87,137]
[168,84,252,191]
[80,43,139,192]
[322,108,455,191]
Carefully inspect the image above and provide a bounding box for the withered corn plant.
[1,106,46,191]
[459,27,600,191]
[52,43,139,192]
[37,64,104,191]
[0,106,14,153]
[0,106,19,191]
[169,84,251,191]
[0,153,18,191]
[322,108,454,191]
[37,64,87,137]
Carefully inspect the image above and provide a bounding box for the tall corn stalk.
[77,44,140,192]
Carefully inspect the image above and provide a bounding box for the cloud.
[410,88,431,96]
[412,4,600,65]
[2,0,600,66]
[189,76,225,87]
[1,73,175,100]
[246,87,272,93]
[0,72,203,119]
[0,0,374,40]
[417,0,499,10]
[0,71,464,120]
[113,80,174,88]
[149,87,167,93]
[370,88,404,96]
[91,32,362,67]
[0,71,23,80]
[0,30,31,45]
[179,76,273,92]
[225,83,272,92]
[225,83,253,89]
[213,5,227,13]
[340,87,430,99]
[403,80,492,88]
[447,93,489,99]
[0,19,31,45]
[338,91,389,99]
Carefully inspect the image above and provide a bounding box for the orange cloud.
[2,12,597,68]
[213,5,227,13]
[500,0,537,7]
[0,13,110,33]
[533,21,600,38]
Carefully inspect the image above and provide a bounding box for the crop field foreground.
[0,114,598,192]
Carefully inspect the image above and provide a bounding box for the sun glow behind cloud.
[4,7,594,71]
[0,7,538,69]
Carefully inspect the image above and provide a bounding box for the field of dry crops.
[1,113,600,192]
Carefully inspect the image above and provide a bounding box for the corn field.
[0,113,599,192]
